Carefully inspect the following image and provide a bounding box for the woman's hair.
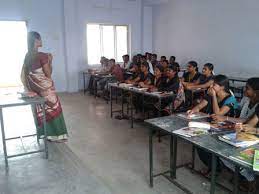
[27,31,41,52]
[204,63,214,71]
[155,65,164,73]
[213,74,230,93]
[141,61,149,70]
[188,61,198,71]
[23,31,41,76]
[247,78,259,91]
[168,64,179,74]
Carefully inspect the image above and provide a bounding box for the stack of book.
[230,148,259,172]
[218,132,259,148]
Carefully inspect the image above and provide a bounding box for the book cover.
[230,148,255,166]
[173,127,208,138]
[253,150,259,172]
[219,133,259,148]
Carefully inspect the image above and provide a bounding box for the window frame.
[87,23,129,65]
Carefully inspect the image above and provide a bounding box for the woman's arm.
[187,99,208,114]
[42,53,53,78]
[186,80,213,90]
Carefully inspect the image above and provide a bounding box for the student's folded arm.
[191,80,213,90]
[214,105,230,116]
[192,99,208,112]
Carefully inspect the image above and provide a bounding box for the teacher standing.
[21,31,68,142]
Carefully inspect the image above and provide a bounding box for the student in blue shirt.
[187,75,239,177]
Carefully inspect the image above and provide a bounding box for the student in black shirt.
[148,65,166,92]
[163,65,180,93]
[184,63,214,90]
[182,61,201,83]
[169,56,176,65]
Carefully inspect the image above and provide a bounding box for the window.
[0,21,27,89]
[87,24,128,65]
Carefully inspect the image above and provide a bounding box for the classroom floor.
[0,93,238,194]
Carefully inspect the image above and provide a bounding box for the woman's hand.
[236,124,257,134]
[211,114,226,122]
[208,87,216,97]
[187,107,199,115]
[139,82,145,88]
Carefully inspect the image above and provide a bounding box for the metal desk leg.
[171,135,177,179]
[234,166,239,194]
[83,73,86,94]
[0,108,8,170]
[149,127,154,187]
[130,92,133,128]
[191,145,195,170]
[210,154,217,194]
[121,90,124,117]
[31,104,39,143]
[157,98,162,142]
[94,79,98,98]
[42,103,48,159]
[110,86,113,118]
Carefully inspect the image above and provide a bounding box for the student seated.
[231,107,259,192]
[151,53,158,67]
[121,54,130,69]
[97,59,117,90]
[212,77,259,123]
[130,62,154,113]
[161,60,169,71]
[141,55,154,75]
[187,75,239,177]
[148,65,167,92]
[144,65,180,116]
[184,63,214,90]
[170,62,180,73]
[215,79,259,192]
[163,65,180,93]
[126,61,154,86]
[182,61,201,83]
[169,56,176,65]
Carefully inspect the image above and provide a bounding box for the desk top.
[228,76,248,82]
[109,83,176,98]
[145,115,259,171]
[0,95,45,108]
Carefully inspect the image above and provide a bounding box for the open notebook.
[176,112,210,120]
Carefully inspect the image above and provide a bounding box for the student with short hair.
[122,54,130,69]
[169,56,176,65]
[160,56,167,62]
[151,54,158,67]
[145,52,152,62]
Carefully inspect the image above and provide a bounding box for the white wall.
[143,6,153,53]
[153,0,259,77]
[0,0,67,92]
[65,0,152,92]
[0,0,153,92]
